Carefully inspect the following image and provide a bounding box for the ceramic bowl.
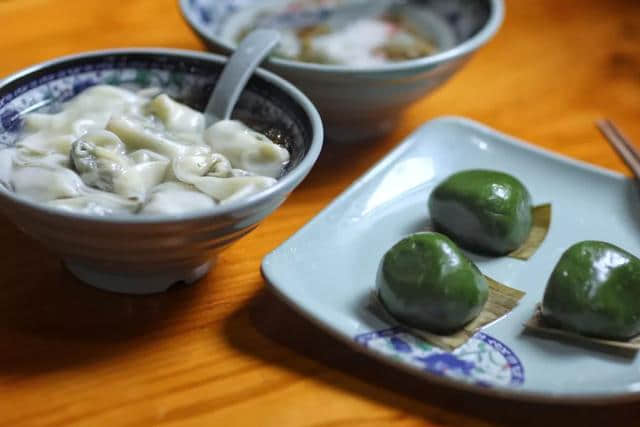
[0,48,323,294]
[180,0,504,143]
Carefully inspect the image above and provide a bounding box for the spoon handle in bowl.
[204,29,281,126]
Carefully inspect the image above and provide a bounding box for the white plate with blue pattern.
[261,116,640,402]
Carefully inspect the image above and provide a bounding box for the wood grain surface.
[1,0,640,425]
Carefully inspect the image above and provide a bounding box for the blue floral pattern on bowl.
[181,0,491,46]
[355,328,525,387]
[0,57,213,146]
[179,0,501,143]
[0,52,311,165]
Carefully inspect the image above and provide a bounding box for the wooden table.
[1,0,639,425]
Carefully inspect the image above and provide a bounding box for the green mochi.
[377,232,489,333]
[428,169,533,255]
[541,241,640,340]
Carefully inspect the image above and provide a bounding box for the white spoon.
[204,29,281,126]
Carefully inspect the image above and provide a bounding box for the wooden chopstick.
[596,119,640,179]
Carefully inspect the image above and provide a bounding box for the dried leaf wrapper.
[524,304,640,351]
[373,276,525,351]
[509,203,551,260]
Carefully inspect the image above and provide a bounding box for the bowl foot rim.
[63,259,213,295]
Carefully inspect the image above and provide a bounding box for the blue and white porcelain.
[0,48,323,294]
[262,116,640,402]
[180,0,504,143]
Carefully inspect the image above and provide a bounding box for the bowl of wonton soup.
[180,0,503,143]
[0,48,323,294]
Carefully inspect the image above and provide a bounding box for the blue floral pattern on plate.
[355,328,525,387]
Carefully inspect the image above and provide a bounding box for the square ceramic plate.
[261,116,640,403]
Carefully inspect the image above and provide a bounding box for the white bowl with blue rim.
[0,48,323,294]
[180,0,504,143]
